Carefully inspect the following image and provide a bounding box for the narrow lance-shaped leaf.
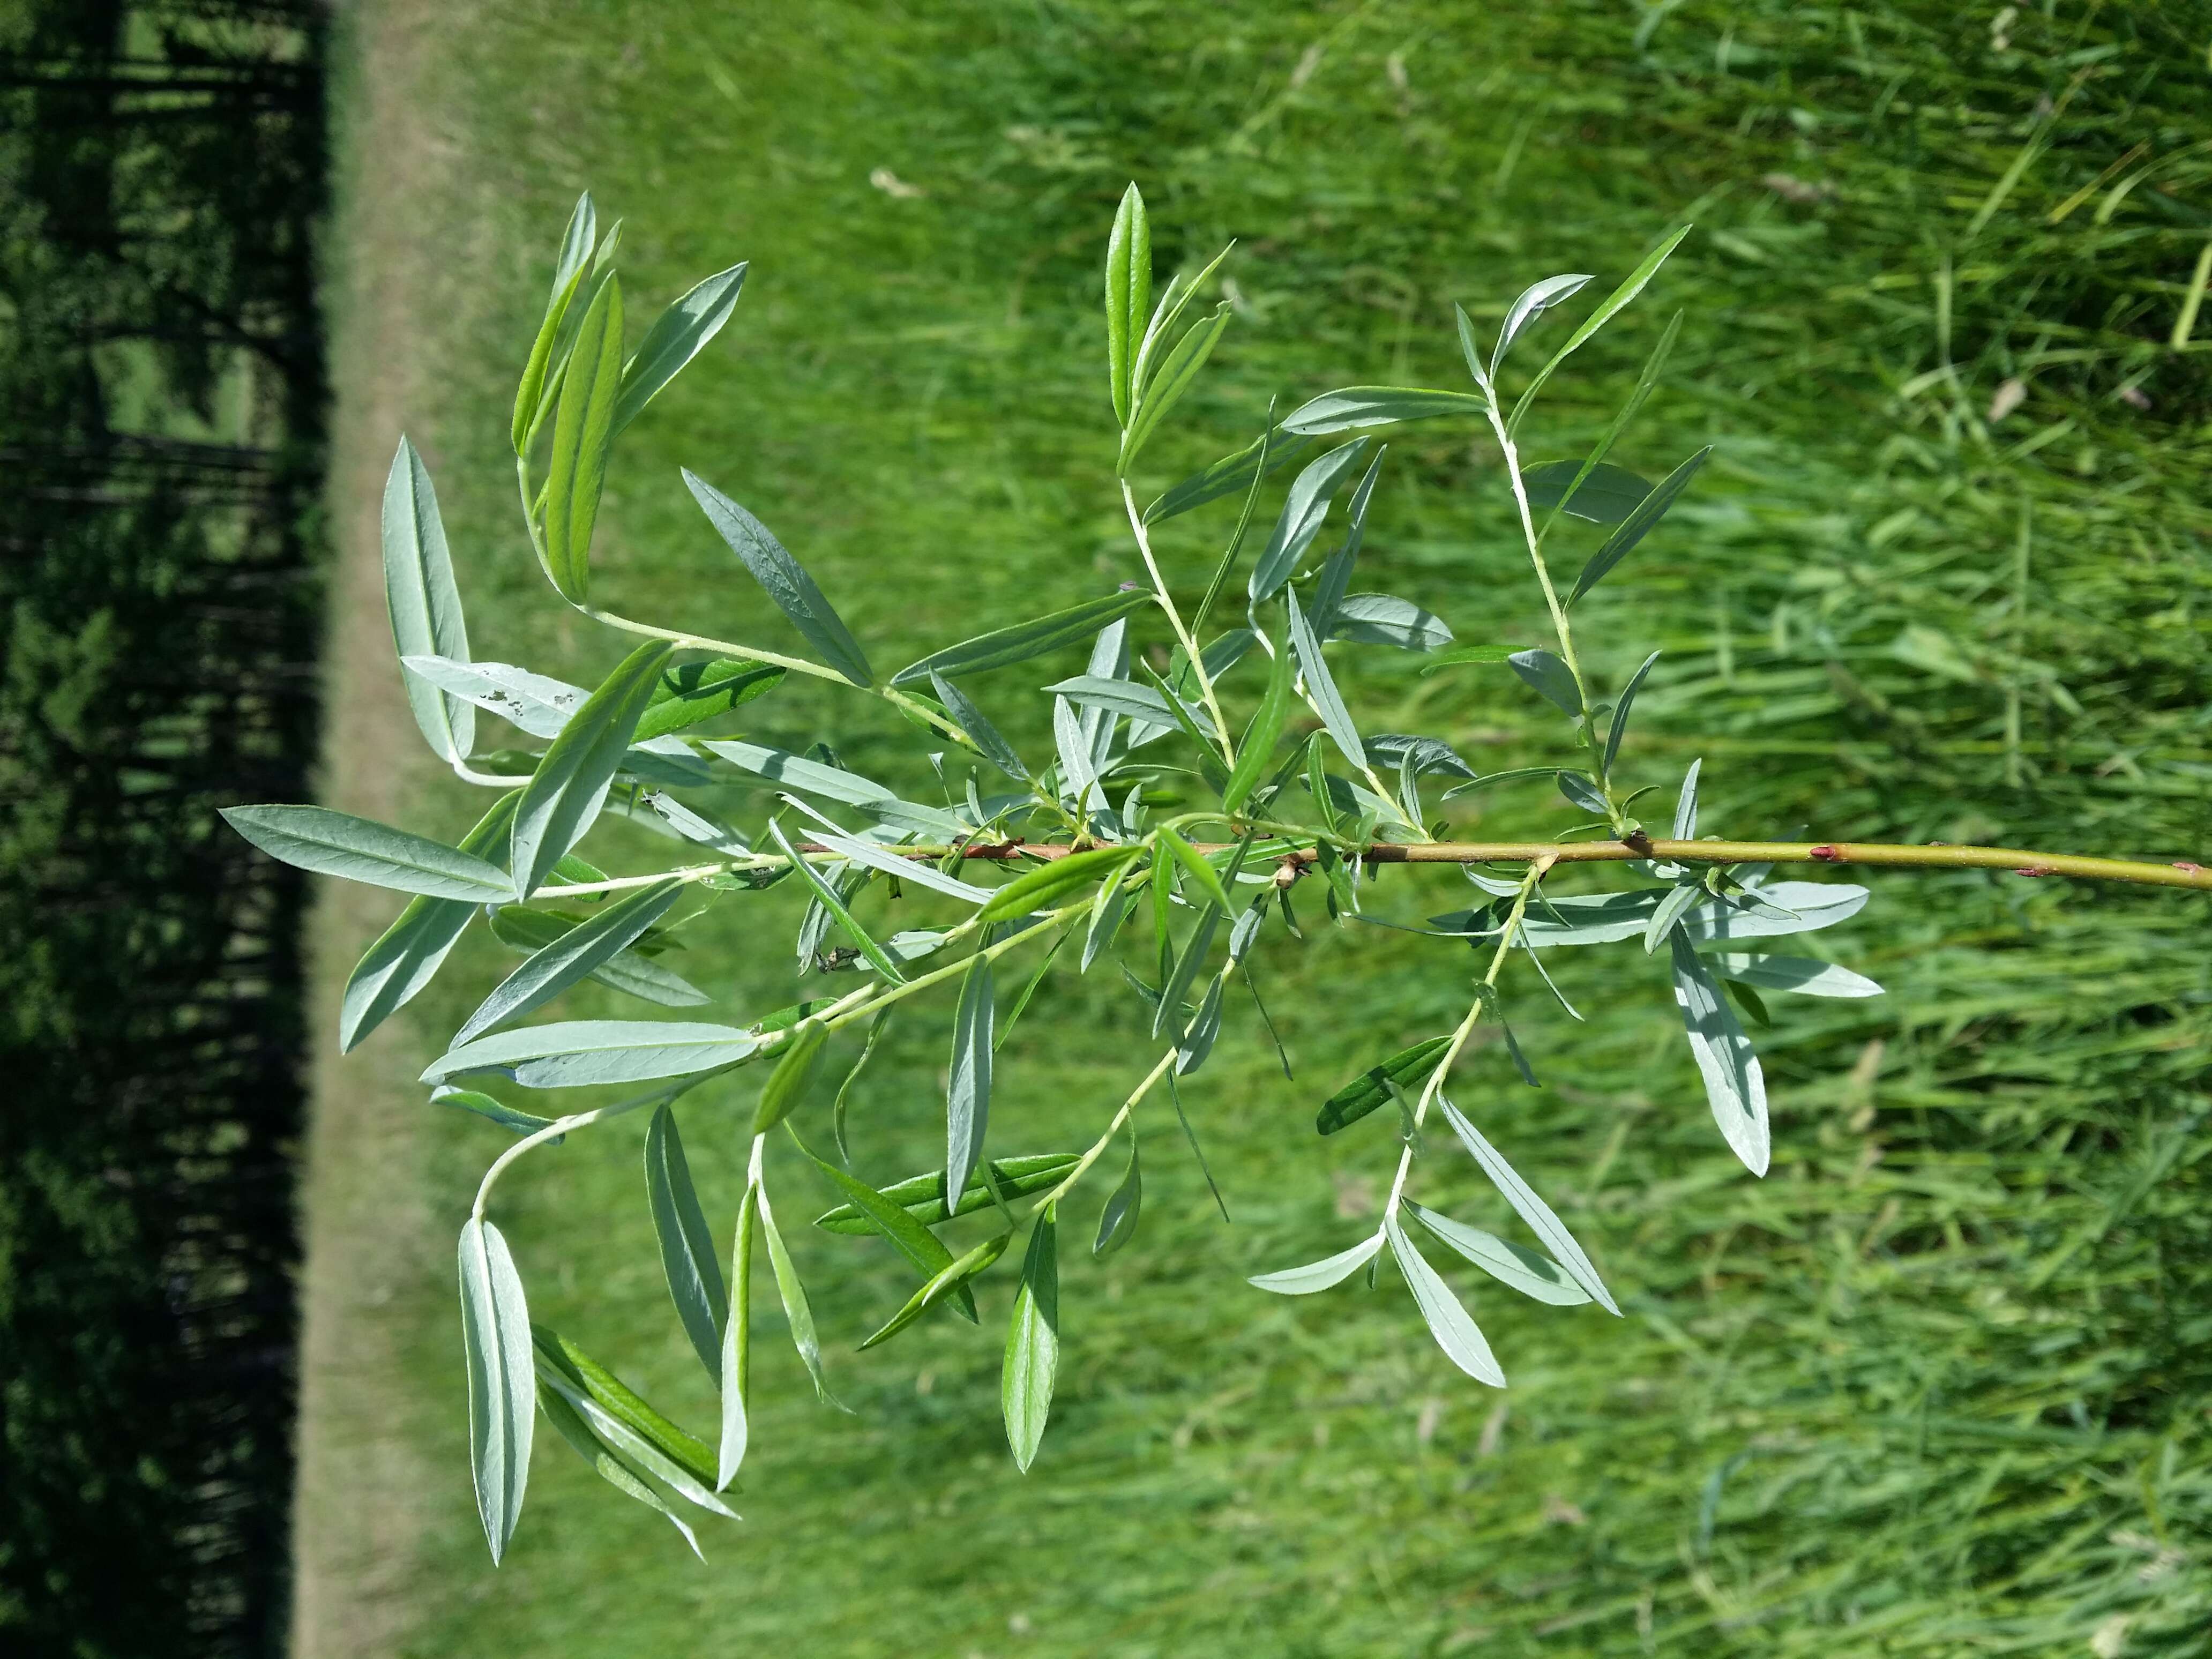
[1386,1215,1506,1386]
[510,639,672,896]
[1306,447,1385,640]
[1281,386,1490,435]
[929,671,1028,779]
[684,469,873,686]
[756,1180,834,1402]
[892,588,1155,686]
[1706,953,1884,999]
[704,737,961,839]
[1104,183,1150,428]
[455,877,684,1044]
[978,846,1141,925]
[534,1323,720,1485]
[790,1133,979,1323]
[1602,650,1662,778]
[1670,933,1771,1176]
[1003,1209,1060,1472]
[1436,1096,1621,1313]
[1220,630,1295,814]
[1093,1131,1141,1256]
[537,1382,704,1561]
[1249,1230,1384,1294]
[813,1153,1081,1234]
[1571,446,1712,604]
[861,1229,1012,1350]
[1508,648,1582,719]
[457,1217,535,1564]
[340,790,519,1050]
[1508,223,1693,435]
[1674,756,1702,840]
[778,803,991,905]
[511,198,594,455]
[541,274,623,601]
[1143,428,1309,525]
[752,1020,827,1134]
[1316,1035,1453,1135]
[718,1171,759,1490]
[423,1019,762,1090]
[945,950,995,1204]
[633,658,784,741]
[1520,459,1650,524]
[1118,301,1230,473]
[767,819,906,982]
[383,438,474,763]
[1133,240,1233,396]
[1248,438,1372,603]
[1406,1201,1592,1306]
[1156,825,1232,914]
[611,261,748,435]
[222,804,511,901]
[484,903,707,1009]
[1285,587,1364,769]
[645,1103,728,1380]
[1326,593,1452,653]
[1491,271,1595,376]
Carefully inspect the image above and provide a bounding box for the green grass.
[318,2,2211,1654]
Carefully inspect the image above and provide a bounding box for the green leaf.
[892,588,1155,686]
[756,1183,835,1401]
[611,263,747,435]
[1668,934,1770,1176]
[1507,647,1581,718]
[784,814,992,905]
[767,820,906,982]
[929,671,1028,780]
[382,438,474,763]
[1507,223,1693,436]
[1249,1230,1383,1294]
[1284,588,1364,769]
[511,196,595,454]
[1142,429,1309,525]
[1220,632,1295,814]
[1134,241,1233,398]
[1326,594,1452,652]
[1674,756,1702,839]
[1435,1097,1620,1312]
[1406,1201,1593,1306]
[1104,183,1150,429]
[1045,674,1213,738]
[792,1137,978,1322]
[533,1324,720,1489]
[1156,825,1233,915]
[1706,952,1884,999]
[645,1103,729,1379]
[1520,459,1651,525]
[1175,973,1226,1075]
[1118,301,1230,473]
[1644,883,1703,954]
[683,470,873,686]
[340,791,519,1050]
[1248,439,1372,603]
[1316,1035,1453,1136]
[1081,876,1134,974]
[537,1382,704,1561]
[221,804,511,901]
[1419,644,1516,676]
[1491,272,1594,375]
[485,903,708,1009]
[458,878,685,1044]
[1602,651,1662,778]
[541,274,623,601]
[1281,386,1489,435]
[423,1019,762,1089]
[510,640,672,895]
[860,1229,1012,1350]
[399,655,580,740]
[946,950,995,1203]
[1385,1216,1505,1386]
[1682,881,1869,945]
[719,1176,758,1490]
[831,1007,893,1161]
[1571,446,1712,603]
[457,1217,534,1563]
[977,846,1140,925]
[752,1021,828,1135]
[548,192,597,305]
[1153,905,1222,1040]
[704,737,961,838]
[1093,1132,1141,1257]
[1002,1211,1060,1471]
[813,1153,1082,1234]
[632,657,783,742]
[435,1086,562,1141]
[536,1369,737,1523]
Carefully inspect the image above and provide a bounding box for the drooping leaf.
[611,262,748,435]
[752,1020,828,1134]
[1520,459,1651,525]
[434,1086,563,1141]
[791,1140,978,1323]
[1507,647,1582,718]
[541,274,623,600]
[537,1382,704,1561]
[1571,446,1712,603]
[1156,825,1233,915]
[1249,1230,1384,1295]
[533,1323,719,1485]
[1680,881,1870,944]
[340,790,520,1050]
[860,1230,1012,1350]
[1436,1096,1620,1313]
[382,438,475,763]
[1248,439,1372,603]
[756,1182,836,1402]
[1706,953,1884,998]
[766,820,906,982]
[457,878,685,1043]
[1152,905,1223,1040]
[719,1176,758,1490]
[422,1019,762,1089]
[633,658,784,741]
[831,1006,894,1161]
[1281,386,1490,435]
[1002,1211,1060,1472]
[1669,933,1771,1176]
[540,1371,737,1521]
[1081,875,1134,974]
[1405,1201,1592,1306]
[1175,973,1227,1075]
[1326,593,1453,652]
[945,950,995,1203]
[1602,650,1662,778]
[644,1103,729,1380]
[1316,1035,1454,1135]
[222,804,512,901]
[1104,183,1150,428]
[1386,1216,1506,1386]
[509,640,672,895]
[684,470,873,686]
[457,1217,535,1563]
[892,588,1156,686]
[1491,272,1595,375]
[1093,1132,1141,1257]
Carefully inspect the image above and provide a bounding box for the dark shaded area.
[0,3,324,1654]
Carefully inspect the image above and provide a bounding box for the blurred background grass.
[311,2,2211,1654]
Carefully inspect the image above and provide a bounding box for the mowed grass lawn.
[307,3,2212,1655]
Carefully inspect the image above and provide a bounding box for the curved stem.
[1122,480,1236,768]
[471,1078,687,1221]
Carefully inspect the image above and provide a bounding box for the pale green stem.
[1122,480,1236,767]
